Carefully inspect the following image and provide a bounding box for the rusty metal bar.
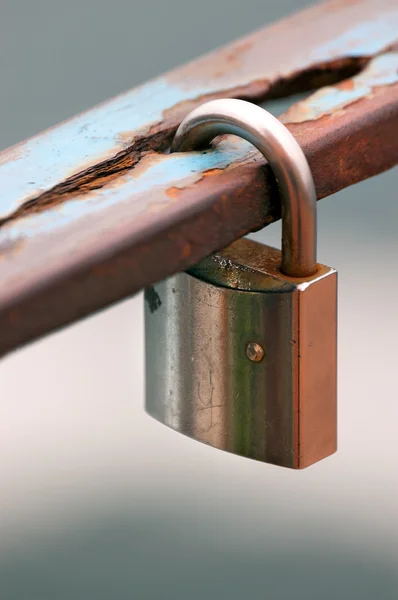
[0,0,397,357]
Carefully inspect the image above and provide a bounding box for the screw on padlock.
[145,99,337,469]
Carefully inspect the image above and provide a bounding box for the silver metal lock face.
[144,99,338,469]
[145,239,337,469]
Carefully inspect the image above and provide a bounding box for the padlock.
[145,99,337,469]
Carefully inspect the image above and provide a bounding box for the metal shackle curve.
[171,98,317,278]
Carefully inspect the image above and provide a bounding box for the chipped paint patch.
[166,168,225,199]
[166,186,182,199]
[282,53,398,124]
[0,0,397,224]
[201,168,225,177]
[0,140,253,244]
[0,78,198,219]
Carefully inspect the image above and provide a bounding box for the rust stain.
[0,129,173,227]
[202,168,224,177]
[224,40,253,64]
[166,186,182,199]
[281,52,398,124]
[0,51,392,230]
[160,55,368,129]
[165,168,226,199]
[181,243,192,260]
[213,42,253,77]
[0,0,396,362]
[220,39,253,68]
[338,79,356,90]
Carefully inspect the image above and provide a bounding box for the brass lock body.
[145,99,338,469]
[145,238,337,469]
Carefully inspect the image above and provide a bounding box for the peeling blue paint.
[0,140,253,242]
[0,4,397,222]
[0,78,213,219]
[283,53,398,124]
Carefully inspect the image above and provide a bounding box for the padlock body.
[145,238,337,469]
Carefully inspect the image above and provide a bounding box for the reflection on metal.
[145,239,337,469]
[246,342,265,363]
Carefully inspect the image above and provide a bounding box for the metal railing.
[0,0,397,357]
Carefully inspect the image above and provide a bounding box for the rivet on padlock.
[145,99,337,469]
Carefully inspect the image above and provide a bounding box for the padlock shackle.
[171,99,317,278]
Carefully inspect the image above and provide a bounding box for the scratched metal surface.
[0,0,397,357]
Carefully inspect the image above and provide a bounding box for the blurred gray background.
[1,0,397,598]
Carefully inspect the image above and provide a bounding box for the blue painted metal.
[0,0,397,222]
[281,52,398,123]
[0,0,397,358]
[0,49,397,253]
[0,141,254,241]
